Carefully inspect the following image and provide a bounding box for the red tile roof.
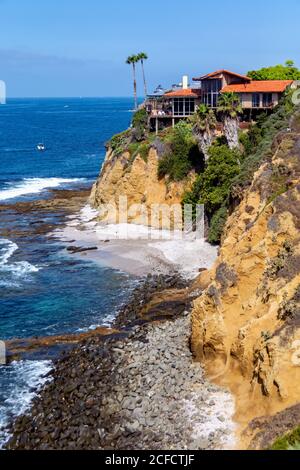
[164,88,201,98]
[193,69,251,82]
[221,80,293,93]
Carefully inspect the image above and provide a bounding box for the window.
[173,98,195,116]
[262,93,273,107]
[252,93,260,108]
[201,79,222,107]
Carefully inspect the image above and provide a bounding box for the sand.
[51,204,218,278]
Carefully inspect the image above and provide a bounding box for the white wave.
[0,177,85,201]
[0,239,39,286]
[0,360,53,448]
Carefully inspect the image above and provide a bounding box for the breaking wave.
[0,239,39,287]
[0,177,85,201]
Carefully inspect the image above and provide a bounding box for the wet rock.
[67,246,98,254]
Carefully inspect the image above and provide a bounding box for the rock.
[67,246,98,254]
[125,421,141,434]
[191,437,210,450]
[5,286,233,452]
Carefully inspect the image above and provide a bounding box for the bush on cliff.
[158,121,202,181]
[183,144,241,243]
[196,145,241,214]
[231,90,296,198]
[207,206,228,244]
[271,426,300,450]
[109,129,132,155]
[132,108,148,141]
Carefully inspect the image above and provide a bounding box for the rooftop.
[164,88,201,98]
[193,69,251,82]
[221,80,293,93]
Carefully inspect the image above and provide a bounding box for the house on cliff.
[147,69,294,133]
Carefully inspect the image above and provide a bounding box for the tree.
[189,104,217,160]
[248,62,300,80]
[217,92,242,149]
[137,52,148,97]
[126,55,139,110]
[285,60,295,68]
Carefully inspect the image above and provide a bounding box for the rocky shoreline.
[4,274,236,450]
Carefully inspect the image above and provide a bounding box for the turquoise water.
[0,98,138,442]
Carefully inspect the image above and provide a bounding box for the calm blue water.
[0,98,138,444]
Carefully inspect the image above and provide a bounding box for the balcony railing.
[150,110,173,118]
[250,102,275,109]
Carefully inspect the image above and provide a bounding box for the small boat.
[37,143,46,152]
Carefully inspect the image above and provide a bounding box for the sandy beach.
[52,204,218,278]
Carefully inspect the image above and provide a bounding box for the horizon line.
[5,96,144,99]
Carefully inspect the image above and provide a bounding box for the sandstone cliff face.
[191,115,300,448]
[90,145,195,229]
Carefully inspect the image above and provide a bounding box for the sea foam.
[0,239,39,286]
[0,177,85,201]
[0,360,53,448]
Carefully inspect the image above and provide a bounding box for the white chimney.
[182,75,189,90]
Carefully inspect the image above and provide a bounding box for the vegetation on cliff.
[183,144,241,243]
[271,426,300,450]
[108,108,150,160]
[231,90,295,195]
[158,121,203,182]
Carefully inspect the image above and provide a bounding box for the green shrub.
[128,142,150,163]
[128,142,140,156]
[271,426,300,450]
[132,108,148,141]
[138,143,151,162]
[198,145,241,214]
[183,145,241,243]
[158,121,200,181]
[132,108,148,128]
[109,129,131,154]
[208,206,228,244]
[239,123,263,156]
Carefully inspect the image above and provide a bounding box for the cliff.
[90,140,195,229]
[191,112,300,448]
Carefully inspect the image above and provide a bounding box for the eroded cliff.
[191,113,300,448]
[90,142,195,229]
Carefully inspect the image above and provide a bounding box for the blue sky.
[0,0,299,97]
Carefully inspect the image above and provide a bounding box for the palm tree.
[217,92,242,149]
[126,55,139,110]
[138,52,148,97]
[189,104,217,160]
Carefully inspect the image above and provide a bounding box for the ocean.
[0,97,138,445]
